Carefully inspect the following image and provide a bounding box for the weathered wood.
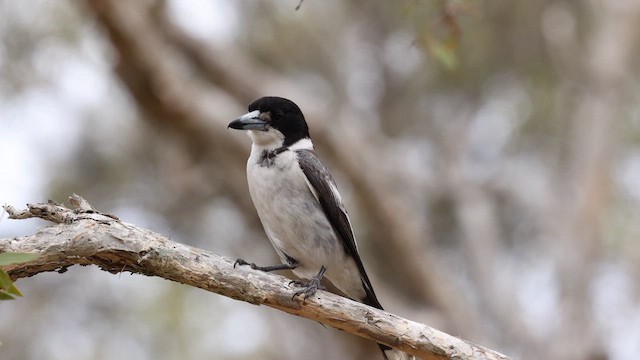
[1,198,511,360]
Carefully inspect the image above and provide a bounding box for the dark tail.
[378,344,391,359]
[361,281,395,358]
[362,283,415,359]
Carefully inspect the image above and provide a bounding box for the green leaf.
[0,270,12,291]
[430,38,458,70]
[0,252,39,266]
[0,270,24,300]
[0,291,15,300]
[0,256,32,301]
[7,283,23,297]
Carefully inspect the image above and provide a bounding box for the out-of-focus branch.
[433,119,527,344]
[543,1,640,359]
[317,133,481,336]
[1,197,511,360]
[85,0,254,215]
[153,7,260,105]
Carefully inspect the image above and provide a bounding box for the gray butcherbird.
[228,97,409,360]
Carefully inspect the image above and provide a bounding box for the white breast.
[245,142,365,300]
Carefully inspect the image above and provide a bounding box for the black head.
[228,97,310,147]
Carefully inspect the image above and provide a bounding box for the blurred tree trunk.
[542,1,640,359]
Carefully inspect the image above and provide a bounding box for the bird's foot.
[234,259,299,272]
[290,265,327,301]
[233,258,260,270]
[290,278,325,300]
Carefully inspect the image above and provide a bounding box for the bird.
[227,96,411,360]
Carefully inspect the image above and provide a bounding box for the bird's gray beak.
[228,110,268,131]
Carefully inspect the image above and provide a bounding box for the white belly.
[246,149,365,300]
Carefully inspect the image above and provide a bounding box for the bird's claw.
[290,278,325,301]
[234,258,257,269]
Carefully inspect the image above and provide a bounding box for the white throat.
[248,130,314,152]
[247,129,285,149]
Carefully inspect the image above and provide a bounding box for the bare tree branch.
[1,197,510,360]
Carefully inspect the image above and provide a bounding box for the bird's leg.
[290,265,327,300]
[234,258,299,272]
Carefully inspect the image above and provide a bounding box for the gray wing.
[295,149,383,310]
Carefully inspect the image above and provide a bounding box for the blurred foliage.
[0,253,39,300]
[404,0,477,70]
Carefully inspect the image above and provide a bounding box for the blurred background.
[1,0,640,359]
